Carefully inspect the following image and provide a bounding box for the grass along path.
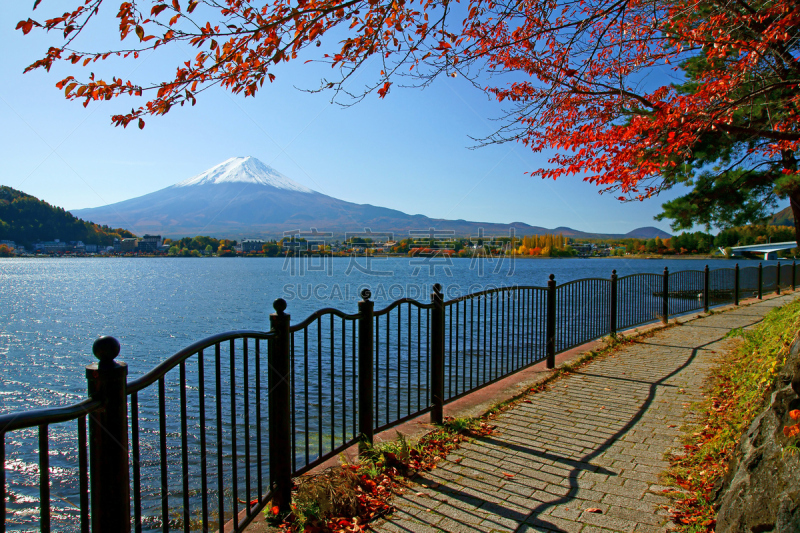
[663,297,800,532]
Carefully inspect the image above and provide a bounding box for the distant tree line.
[164,236,240,257]
[596,225,797,256]
[712,226,796,248]
[515,234,576,257]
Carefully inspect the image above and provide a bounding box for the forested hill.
[769,206,795,227]
[0,186,136,247]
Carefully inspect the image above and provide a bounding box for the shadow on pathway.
[370,295,796,533]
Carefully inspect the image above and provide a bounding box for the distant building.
[37,240,67,253]
[120,238,138,252]
[572,244,593,255]
[241,238,266,253]
[85,244,98,253]
[47,241,66,252]
[138,234,162,253]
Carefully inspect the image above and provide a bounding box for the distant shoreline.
[1,253,775,261]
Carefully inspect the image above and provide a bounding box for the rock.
[715,337,800,532]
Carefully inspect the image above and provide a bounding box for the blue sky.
[0,3,712,236]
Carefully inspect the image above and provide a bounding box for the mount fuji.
[70,157,670,239]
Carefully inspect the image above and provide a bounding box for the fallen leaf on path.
[502,472,515,478]
[585,508,603,513]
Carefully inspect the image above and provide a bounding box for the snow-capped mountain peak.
[174,157,314,193]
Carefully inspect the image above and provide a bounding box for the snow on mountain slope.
[174,156,314,193]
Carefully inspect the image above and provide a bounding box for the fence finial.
[433,283,442,294]
[360,288,371,301]
[92,336,120,368]
[273,298,288,315]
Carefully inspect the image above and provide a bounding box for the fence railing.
[1,261,798,533]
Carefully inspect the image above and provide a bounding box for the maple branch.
[570,85,657,111]
[716,123,800,141]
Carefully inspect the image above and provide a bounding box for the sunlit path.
[369,294,798,533]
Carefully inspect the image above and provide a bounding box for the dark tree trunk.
[781,151,800,247]
[791,190,800,247]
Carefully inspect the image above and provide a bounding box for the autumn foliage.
[267,419,494,531]
[17,0,800,233]
[784,409,800,438]
[516,233,572,256]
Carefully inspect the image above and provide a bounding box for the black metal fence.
[1,262,798,533]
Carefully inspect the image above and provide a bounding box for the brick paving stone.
[367,295,797,533]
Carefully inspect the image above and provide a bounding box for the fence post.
[430,283,445,425]
[793,261,797,291]
[546,274,556,369]
[703,265,710,314]
[734,263,740,305]
[86,336,130,533]
[358,289,374,452]
[268,299,292,513]
[758,262,763,299]
[610,270,618,336]
[776,261,782,295]
[662,267,669,324]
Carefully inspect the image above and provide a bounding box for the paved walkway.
[370,294,799,533]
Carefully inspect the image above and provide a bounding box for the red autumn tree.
[18,0,800,238]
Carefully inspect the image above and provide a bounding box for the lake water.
[1,256,755,402]
[0,255,767,530]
